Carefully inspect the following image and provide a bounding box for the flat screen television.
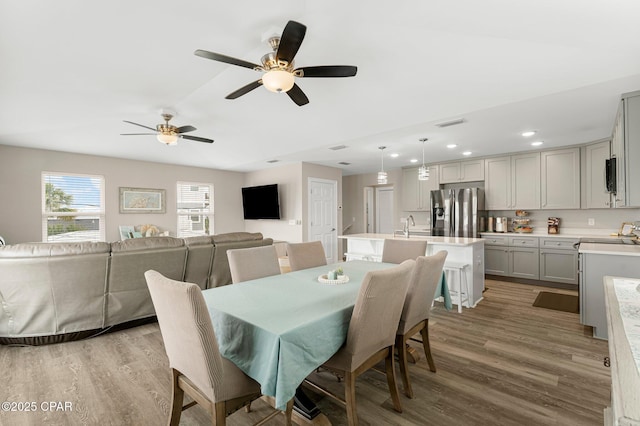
[241,184,281,220]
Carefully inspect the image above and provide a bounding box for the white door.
[308,178,337,264]
[364,187,374,233]
[375,186,394,234]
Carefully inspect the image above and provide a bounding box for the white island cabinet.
[338,234,485,307]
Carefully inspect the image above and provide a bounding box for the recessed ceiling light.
[410,159,418,163]
[446,144,457,149]
[522,131,536,137]
[390,153,399,158]
[531,141,543,146]
[462,151,472,156]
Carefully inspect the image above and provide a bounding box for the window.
[42,172,105,242]
[177,181,213,237]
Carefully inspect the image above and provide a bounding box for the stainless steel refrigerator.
[430,188,486,237]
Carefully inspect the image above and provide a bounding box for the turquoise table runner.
[202,260,451,410]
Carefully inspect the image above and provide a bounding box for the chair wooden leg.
[169,369,184,426]
[395,335,413,398]
[213,401,226,425]
[344,371,359,426]
[421,323,436,373]
[384,346,403,413]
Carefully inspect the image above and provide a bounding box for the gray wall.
[0,145,245,244]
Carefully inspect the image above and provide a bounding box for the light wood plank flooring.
[0,279,610,425]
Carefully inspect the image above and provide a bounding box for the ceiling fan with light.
[121,113,214,145]
[195,20,358,106]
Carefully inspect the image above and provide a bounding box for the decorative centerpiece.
[318,268,349,285]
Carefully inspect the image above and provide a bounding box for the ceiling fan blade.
[176,125,197,134]
[276,21,306,64]
[120,133,157,136]
[225,80,263,99]
[295,65,358,78]
[123,120,156,131]
[180,135,214,144]
[194,49,261,70]
[287,83,309,106]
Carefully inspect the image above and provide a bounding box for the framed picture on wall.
[119,187,166,214]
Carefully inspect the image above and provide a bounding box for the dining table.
[202,259,450,411]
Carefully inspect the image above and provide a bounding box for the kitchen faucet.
[403,215,415,237]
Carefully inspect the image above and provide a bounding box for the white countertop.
[609,277,640,370]
[480,231,617,239]
[339,233,484,246]
[578,243,640,256]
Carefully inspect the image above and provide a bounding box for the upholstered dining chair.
[144,270,293,426]
[395,251,448,398]
[286,241,327,271]
[381,239,427,264]
[305,260,415,426]
[228,245,281,283]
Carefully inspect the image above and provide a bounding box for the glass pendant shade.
[377,146,388,184]
[262,70,295,93]
[418,165,429,180]
[418,138,429,180]
[157,133,178,145]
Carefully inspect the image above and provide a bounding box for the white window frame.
[177,181,214,238]
[42,171,106,242]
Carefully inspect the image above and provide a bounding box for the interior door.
[308,178,337,264]
[375,186,394,234]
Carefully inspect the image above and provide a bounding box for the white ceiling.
[2,0,640,176]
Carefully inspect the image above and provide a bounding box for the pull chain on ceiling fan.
[195,20,358,106]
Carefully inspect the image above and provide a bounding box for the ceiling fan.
[121,113,214,145]
[195,20,358,106]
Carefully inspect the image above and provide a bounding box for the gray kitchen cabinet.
[484,156,510,210]
[612,90,640,208]
[510,247,539,279]
[539,237,579,285]
[580,251,640,339]
[585,140,612,209]
[401,165,439,211]
[540,147,581,209]
[439,160,484,183]
[485,246,509,275]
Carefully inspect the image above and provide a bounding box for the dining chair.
[395,251,448,398]
[381,239,427,264]
[286,241,327,271]
[305,259,415,426]
[144,270,293,426]
[228,245,281,283]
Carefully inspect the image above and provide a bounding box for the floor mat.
[532,291,579,313]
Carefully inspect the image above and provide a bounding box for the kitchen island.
[338,233,485,307]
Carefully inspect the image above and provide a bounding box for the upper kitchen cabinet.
[540,148,580,209]
[485,153,540,210]
[401,165,439,211]
[612,90,640,207]
[585,140,612,209]
[439,160,484,183]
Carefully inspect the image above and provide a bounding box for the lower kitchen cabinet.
[485,246,509,275]
[540,248,579,284]
[510,247,539,279]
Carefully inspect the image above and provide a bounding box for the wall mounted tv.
[241,184,281,220]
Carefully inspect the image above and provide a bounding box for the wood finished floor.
[0,279,610,426]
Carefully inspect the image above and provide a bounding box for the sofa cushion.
[212,232,263,244]
[184,236,215,290]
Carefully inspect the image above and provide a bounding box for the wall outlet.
[289,219,296,226]
[588,218,595,226]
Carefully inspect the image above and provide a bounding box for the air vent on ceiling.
[338,162,351,165]
[434,118,465,128]
[266,159,279,163]
[329,145,348,151]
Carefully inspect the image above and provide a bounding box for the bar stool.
[443,261,471,313]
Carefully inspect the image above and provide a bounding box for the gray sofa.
[0,232,272,344]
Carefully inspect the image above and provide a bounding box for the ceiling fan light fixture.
[262,70,295,93]
[157,133,178,145]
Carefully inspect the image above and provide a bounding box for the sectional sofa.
[0,232,272,345]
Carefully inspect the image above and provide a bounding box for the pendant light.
[418,138,429,181]
[377,146,388,184]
